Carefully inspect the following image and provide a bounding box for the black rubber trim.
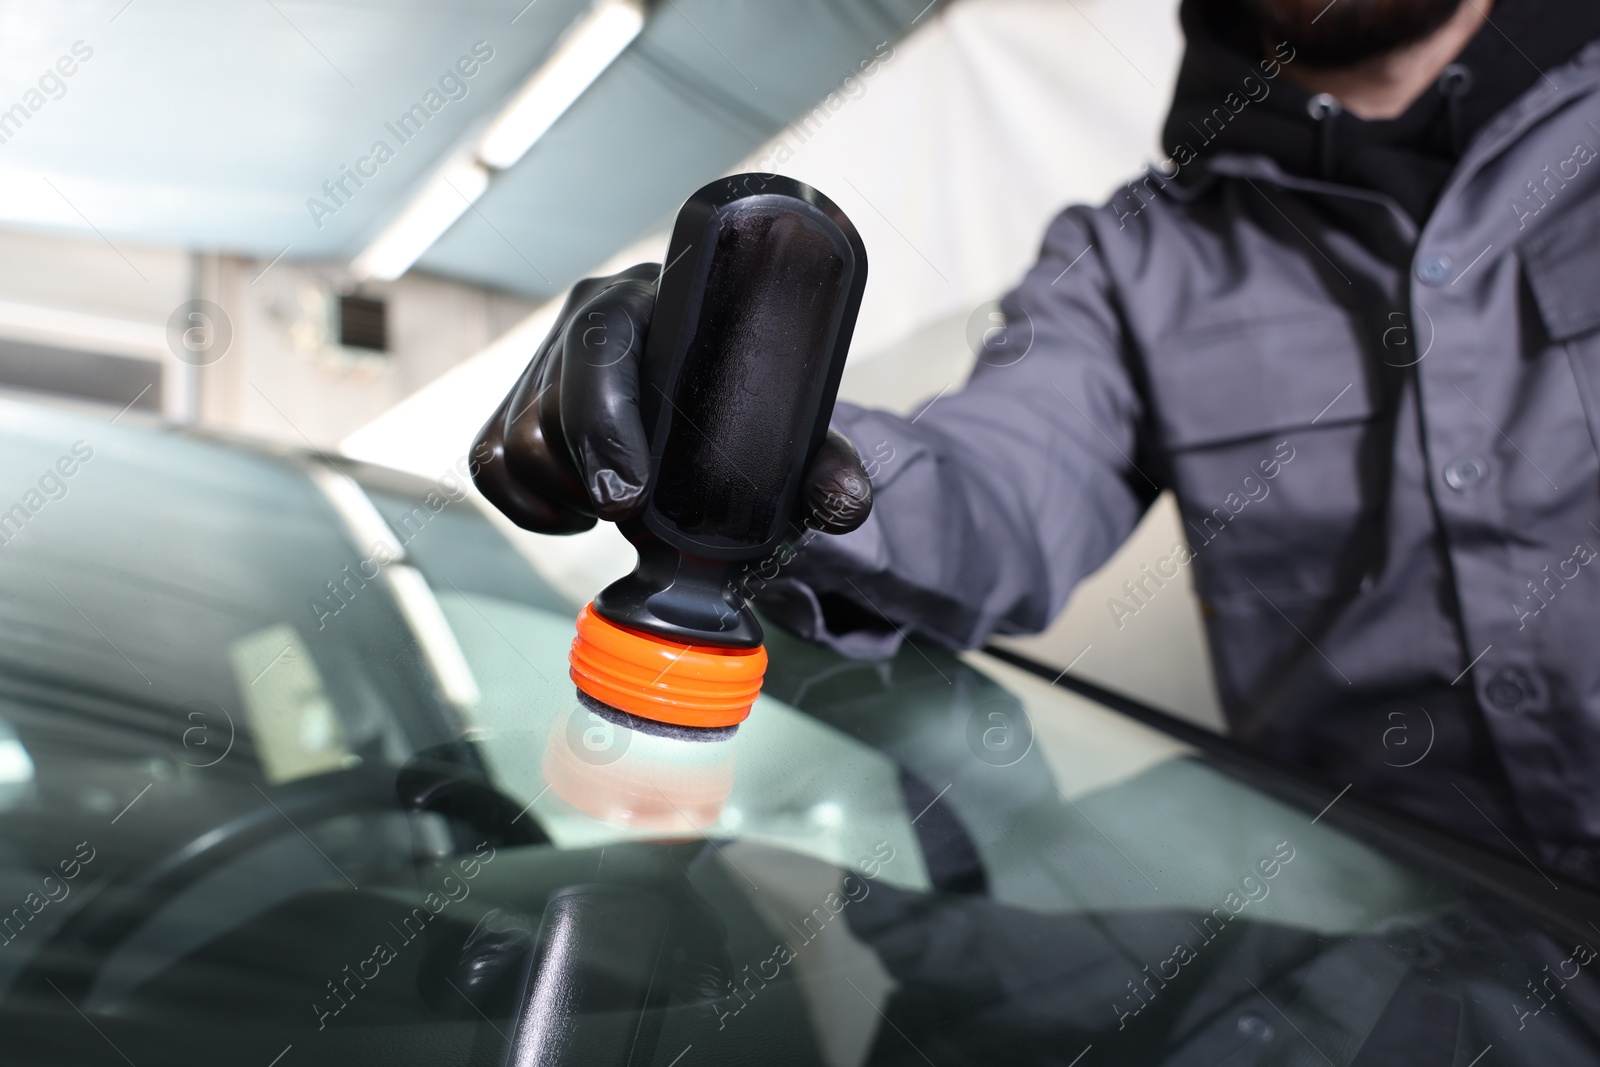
[979,644,1600,942]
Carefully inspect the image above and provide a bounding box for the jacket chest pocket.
[1144,312,1379,453]
[1141,313,1390,601]
[1523,194,1600,458]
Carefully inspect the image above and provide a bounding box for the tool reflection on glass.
[566,173,868,735]
[542,700,736,832]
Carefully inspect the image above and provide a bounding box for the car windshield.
[2,399,1597,1067]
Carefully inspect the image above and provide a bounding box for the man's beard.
[1244,0,1469,66]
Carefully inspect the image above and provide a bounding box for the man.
[473,0,1600,883]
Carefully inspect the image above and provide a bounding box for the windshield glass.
[2,400,1596,1067]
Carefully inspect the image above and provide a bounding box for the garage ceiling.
[0,0,933,298]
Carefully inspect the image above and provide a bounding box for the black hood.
[1161,0,1600,223]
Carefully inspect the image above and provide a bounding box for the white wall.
[0,226,534,446]
[190,254,533,446]
[742,0,1182,359]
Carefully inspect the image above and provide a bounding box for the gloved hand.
[472,262,873,537]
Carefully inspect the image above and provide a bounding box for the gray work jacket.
[770,41,1600,856]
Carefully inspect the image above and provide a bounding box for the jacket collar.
[1161,0,1600,225]
[1162,40,1600,250]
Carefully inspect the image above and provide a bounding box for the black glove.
[472,263,873,537]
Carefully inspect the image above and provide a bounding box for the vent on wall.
[338,294,388,352]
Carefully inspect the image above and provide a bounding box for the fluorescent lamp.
[348,0,642,281]
[477,0,645,171]
[351,157,490,282]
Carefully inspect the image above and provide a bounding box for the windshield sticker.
[231,625,352,785]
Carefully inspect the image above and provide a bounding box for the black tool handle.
[593,174,866,648]
[639,173,867,560]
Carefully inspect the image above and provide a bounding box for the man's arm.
[760,207,1153,658]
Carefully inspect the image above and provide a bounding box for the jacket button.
[1443,456,1487,491]
[1485,667,1534,710]
[1416,255,1453,285]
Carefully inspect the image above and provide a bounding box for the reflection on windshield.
[542,702,736,832]
[1,404,1597,1066]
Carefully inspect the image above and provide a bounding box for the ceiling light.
[347,0,643,281]
[477,0,646,171]
[350,157,489,282]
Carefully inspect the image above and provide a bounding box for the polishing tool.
[568,173,867,732]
